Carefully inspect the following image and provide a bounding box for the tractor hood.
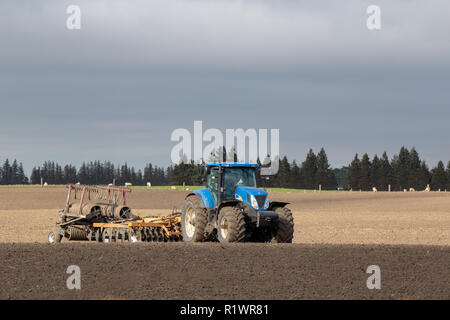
[234,186,268,210]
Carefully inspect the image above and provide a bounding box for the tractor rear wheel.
[217,206,246,243]
[181,195,208,242]
[273,207,294,243]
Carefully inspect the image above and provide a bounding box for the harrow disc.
[128,230,138,243]
[67,226,88,241]
[158,228,166,242]
[95,229,102,242]
[137,229,144,242]
[87,230,93,241]
[102,228,112,243]
[153,228,160,242]
[145,228,153,242]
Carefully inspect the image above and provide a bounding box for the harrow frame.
[48,184,182,244]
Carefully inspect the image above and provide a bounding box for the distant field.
[0,184,358,193]
[0,186,449,246]
[130,186,347,193]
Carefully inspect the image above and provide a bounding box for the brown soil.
[0,243,448,300]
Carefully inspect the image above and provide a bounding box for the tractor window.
[207,168,219,205]
[224,168,256,199]
[207,168,218,192]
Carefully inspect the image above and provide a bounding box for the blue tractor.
[181,162,294,243]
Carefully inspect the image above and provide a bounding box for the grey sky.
[1,0,449,174]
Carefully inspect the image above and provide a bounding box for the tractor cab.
[205,162,266,209]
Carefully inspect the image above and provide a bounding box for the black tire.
[273,207,294,243]
[181,195,208,242]
[217,206,246,243]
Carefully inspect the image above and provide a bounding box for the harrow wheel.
[48,227,63,244]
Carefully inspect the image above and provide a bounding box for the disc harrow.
[48,185,182,244]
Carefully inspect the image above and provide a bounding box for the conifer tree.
[277,156,291,188]
[408,147,422,189]
[447,161,450,190]
[378,152,393,191]
[346,154,361,190]
[370,154,381,189]
[393,146,410,190]
[431,161,447,190]
[359,153,371,191]
[300,149,317,189]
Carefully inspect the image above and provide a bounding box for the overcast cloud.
[1,0,449,173]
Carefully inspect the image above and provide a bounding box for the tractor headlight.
[263,196,269,209]
[250,194,259,209]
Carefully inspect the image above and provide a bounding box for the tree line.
[27,161,167,186]
[0,159,28,185]
[263,148,337,189]
[345,147,450,191]
[1,146,449,191]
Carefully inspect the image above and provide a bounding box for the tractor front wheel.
[273,207,294,243]
[181,195,208,242]
[217,206,246,243]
